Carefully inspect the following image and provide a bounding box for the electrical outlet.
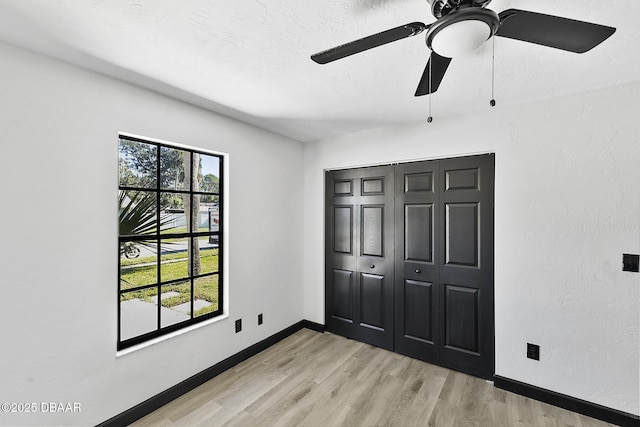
[622,254,639,272]
[235,319,242,333]
[527,343,540,361]
[258,313,263,325]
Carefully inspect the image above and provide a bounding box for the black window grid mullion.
[156,144,162,333]
[192,191,220,195]
[218,155,224,314]
[119,282,160,294]
[192,271,218,281]
[117,241,122,345]
[121,232,216,241]
[119,274,214,297]
[190,151,195,319]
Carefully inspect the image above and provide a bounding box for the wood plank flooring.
[131,329,615,427]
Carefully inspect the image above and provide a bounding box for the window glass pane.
[119,139,157,189]
[159,194,185,213]
[119,190,158,236]
[160,194,201,233]
[192,194,206,233]
[159,282,191,328]
[160,146,188,191]
[201,200,220,231]
[120,240,158,289]
[196,238,219,275]
[201,193,219,205]
[199,154,220,195]
[160,238,190,282]
[187,194,197,234]
[194,275,219,317]
[120,287,158,341]
[160,192,187,234]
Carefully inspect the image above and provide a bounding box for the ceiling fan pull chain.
[427,52,434,123]
[490,36,496,107]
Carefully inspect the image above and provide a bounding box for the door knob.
[370,264,375,269]
[415,269,421,274]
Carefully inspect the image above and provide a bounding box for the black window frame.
[117,134,224,350]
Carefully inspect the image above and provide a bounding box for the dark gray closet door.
[325,166,395,350]
[394,154,494,378]
[437,155,494,378]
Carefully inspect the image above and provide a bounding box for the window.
[118,134,223,350]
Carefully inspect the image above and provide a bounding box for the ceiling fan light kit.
[426,7,499,58]
[311,0,616,108]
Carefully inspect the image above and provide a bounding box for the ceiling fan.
[311,0,616,97]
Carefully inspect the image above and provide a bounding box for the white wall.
[0,41,304,426]
[303,82,640,415]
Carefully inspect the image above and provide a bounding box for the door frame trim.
[323,151,496,172]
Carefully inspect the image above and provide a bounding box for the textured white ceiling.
[1,0,638,142]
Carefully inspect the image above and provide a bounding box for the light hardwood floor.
[131,329,615,427]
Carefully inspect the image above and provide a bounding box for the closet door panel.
[394,160,439,362]
[326,166,394,350]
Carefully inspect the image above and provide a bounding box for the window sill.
[116,313,229,358]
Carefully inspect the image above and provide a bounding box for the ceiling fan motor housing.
[428,0,493,19]
[426,6,499,57]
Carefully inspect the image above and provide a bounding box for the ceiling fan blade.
[311,22,428,64]
[495,9,616,53]
[415,52,451,96]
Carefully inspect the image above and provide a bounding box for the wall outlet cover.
[235,319,242,333]
[527,343,540,361]
[622,254,639,272]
